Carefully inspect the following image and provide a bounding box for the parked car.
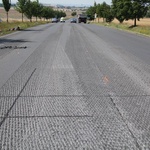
[70,18,77,23]
[52,18,58,23]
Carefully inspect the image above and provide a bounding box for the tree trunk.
[134,17,136,27]
[22,13,24,22]
[30,17,32,22]
[6,12,8,23]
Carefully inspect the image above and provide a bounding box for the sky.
[0,0,112,6]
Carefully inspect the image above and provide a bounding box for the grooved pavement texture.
[0,23,150,149]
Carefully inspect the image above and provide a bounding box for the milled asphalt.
[0,22,150,149]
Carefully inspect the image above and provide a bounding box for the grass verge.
[0,21,49,36]
[93,21,150,37]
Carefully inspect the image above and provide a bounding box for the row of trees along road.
[86,0,150,26]
[2,0,66,22]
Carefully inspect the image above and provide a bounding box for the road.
[0,22,150,150]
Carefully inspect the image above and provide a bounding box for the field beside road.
[113,18,150,26]
[94,17,150,36]
[0,8,49,36]
[0,7,75,22]
[0,7,43,21]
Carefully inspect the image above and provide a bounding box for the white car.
[60,17,65,23]
[51,18,58,23]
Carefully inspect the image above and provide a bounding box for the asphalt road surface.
[0,22,150,150]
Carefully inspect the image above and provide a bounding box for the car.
[52,18,58,23]
[70,18,77,23]
[60,17,65,23]
[77,14,87,23]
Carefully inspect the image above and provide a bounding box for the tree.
[36,3,44,20]
[100,2,114,22]
[24,0,33,22]
[105,5,114,23]
[146,6,150,17]
[71,12,77,16]
[112,0,150,26]
[32,1,41,21]
[53,10,60,18]
[112,0,131,23]
[61,11,66,17]
[130,0,150,26]
[53,10,66,19]
[2,0,11,22]
[86,6,96,21]
[96,4,102,21]
[42,7,54,20]
[15,0,27,22]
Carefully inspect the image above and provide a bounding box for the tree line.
[86,0,150,26]
[2,0,66,22]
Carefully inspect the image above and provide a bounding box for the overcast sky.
[0,0,112,6]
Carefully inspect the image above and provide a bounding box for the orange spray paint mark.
[103,76,109,84]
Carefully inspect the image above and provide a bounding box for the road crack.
[109,94,142,150]
[0,68,36,127]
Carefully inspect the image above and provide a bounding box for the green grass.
[0,21,49,36]
[94,22,150,36]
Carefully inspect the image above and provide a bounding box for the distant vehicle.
[60,17,65,23]
[52,18,58,23]
[77,14,87,23]
[70,18,77,23]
